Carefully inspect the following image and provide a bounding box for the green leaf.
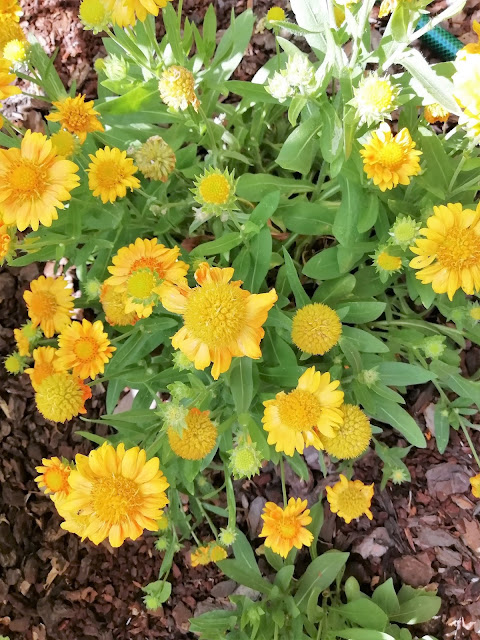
[290,0,327,52]
[335,600,389,631]
[376,362,436,386]
[338,301,386,324]
[418,128,454,197]
[333,177,364,246]
[358,194,379,234]
[277,117,322,175]
[335,631,395,640]
[244,226,272,292]
[237,174,314,201]
[319,99,343,163]
[372,579,400,616]
[217,559,272,594]
[97,80,159,115]
[277,199,335,235]
[432,360,480,406]
[341,326,389,353]
[295,552,349,608]
[249,191,281,228]
[313,274,356,304]
[367,401,426,447]
[434,403,450,454]
[228,358,253,414]
[189,610,237,639]
[303,247,342,281]
[190,232,242,257]
[288,95,308,126]
[390,596,441,624]
[283,248,310,307]
[286,452,309,482]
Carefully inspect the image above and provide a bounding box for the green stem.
[198,105,219,165]
[448,152,469,192]
[460,418,480,469]
[194,498,218,537]
[280,456,287,506]
[224,469,237,530]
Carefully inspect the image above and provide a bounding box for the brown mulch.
[2,0,480,639]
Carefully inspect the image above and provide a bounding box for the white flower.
[266,71,294,102]
[193,206,211,223]
[284,54,315,92]
[350,72,399,126]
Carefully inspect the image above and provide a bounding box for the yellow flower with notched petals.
[24,275,74,338]
[100,283,140,326]
[323,404,371,460]
[326,474,374,524]
[25,346,62,391]
[35,456,71,500]
[262,366,344,457]
[103,0,172,27]
[162,262,277,380]
[291,303,342,356]
[168,408,218,460]
[13,326,30,356]
[191,542,227,567]
[360,123,421,192]
[260,498,313,558]
[57,319,115,380]
[50,130,78,158]
[470,473,480,498]
[409,202,480,300]
[46,94,104,144]
[106,238,189,318]
[424,103,450,124]
[158,65,199,112]
[0,130,80,232]
[0,57,20,100]
[61,442,169,547]
[35,372,92,423]
[87,146,140,204]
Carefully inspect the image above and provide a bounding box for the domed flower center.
[9,162,44,194]
[279,516,301,540]
[436,227,480,270]
[73,337,98,362]
[126,269,158,301]
[91,475,140,524]
[63,105,89,130]
[377,141,405,170]
[377,251,402,271]
[183,282,247,348]
[367,81,393,110]
[234,449,256,473]
[29,291,58,319]
[199,174,230,204]
[336,487,370,520]
[44,467,69,493]
[276,389,322,432]
[130,256,164,278]
[96,159,125,188]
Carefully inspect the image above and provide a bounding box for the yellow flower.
[46,94,104,144]
[13,326,30,356]
[409,203,480,300]
[87,146,140,204]
[62,442,169,547]
[25,346,61,391]
[262,366,344,457]
[374,249,402,273]
[100,283,140,326]
[457,21,480,60]
[470,473,480,498]
[192,167,237,216]
[323,404,371,460]
[470,305,480,322]
[378,0,414,18]
[0,18,24,53]
[0,224,11,262]
[424,103,450,124]
[360,123,421,192]
[50,129,78,158]
[191,542,227,567]
[453,54,480,116]
[326,474,374,524]
[0,57,20,100]
[158,65,199,112]
[103,0,172,27]
[35,456,71,500]
[4,352,25,374]
[266,6,285,22]
[56,501,91,538]
[351,72,399,126]
[168,407,218,460]
[260,498,313,558]
[3,38,27,64]
[291,303,342,356]
[106,238,189,318]
[162,262,277,380]
[35,371,92,422]
[0,0,22,22]
[24,275,74,338]
[57,319,116,380]
[132,135,176,182]
[0,130,80,232]
[79,0,111,32]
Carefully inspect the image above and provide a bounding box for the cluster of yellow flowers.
[79,0,172,30]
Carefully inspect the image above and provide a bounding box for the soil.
[1,1,480,639]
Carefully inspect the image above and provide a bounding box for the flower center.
[91,475,140,524]
[130,257,165,279]
[64,106,89,130]
[183,282,247,348]
[276,389,322,432]
[126,269,158,301]
[9,162,45,196]
[368,81,393,110]
[73,337,99,362]
[279,516,300,540]
[337,487,369,519]
[436,226,480,270]
[199,175,231,204]
[377,141,405,170]
[97,159,124,188]
[29,291,58,320]
[44,467,69,493]
[377,251,401,271]
[36,361,55,380]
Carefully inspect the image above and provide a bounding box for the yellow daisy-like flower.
[62,442,169,547]
[87,146,140,204]
[0,18,24,53]
[56,501,91,538]
[79,0,111,32]
[57,319,116,380]
[106,238,189,318]
[374,249,403,273]
[291,303,342,356]
[46,94,104,144]
[378,0,414,18]
[13,326,30,356]
[35,371,92,422]
[262,366,344,457]
[168,408,218,460]
[0,0,22,21]
[0,57,20,100]
[192,167,237,216]
[0,130,80,232]
[323,404,371,460]
[424,103,450,124]
[470,473,480,498]
[103,0,171,27]
[132,135,176,182]
[24,275,74,338]
[25,346,61,391]
[266,6,285,22]
[326,474,374,524]
[191,542,227,567]
[100,283,139,326]
[3,38,28,64]
[351,72,400,126]
[4,351,25,374]
[260,498,313,558]
[158,65,199,112]
[50,129,78,158]
[409,202,480,300]
[360,123,422,192]
[0,224,11,262]
[162,262,278,380]
[35,456,71,500]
